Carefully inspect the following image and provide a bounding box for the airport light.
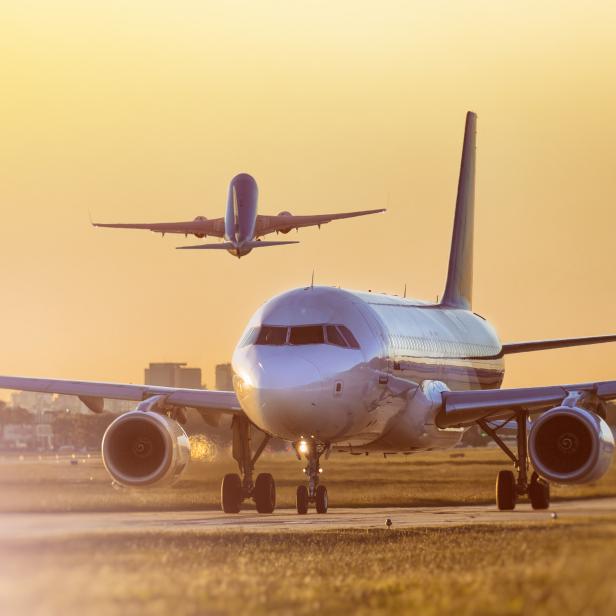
[298,440,309,454]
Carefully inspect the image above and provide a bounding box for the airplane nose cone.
[236,350,335,440]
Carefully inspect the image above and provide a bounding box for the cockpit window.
[255,326,288,345]
[289,325,324,345]
[239,327,259,347]
[325,325,347,347]
[250,324,360,349]
[338,325,360,349]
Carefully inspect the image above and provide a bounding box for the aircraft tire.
[496,470,516,511]
[296,485,309,514]
[315,485,328,514]
[528,472,550,510]
[221,473,242,513]
[254,473,276,514]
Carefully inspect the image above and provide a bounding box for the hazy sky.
[1,1,616,392]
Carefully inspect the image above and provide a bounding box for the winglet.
[441,111,476,310]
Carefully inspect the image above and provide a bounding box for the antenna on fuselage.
[403,283,407,298]
[311,269,315,289]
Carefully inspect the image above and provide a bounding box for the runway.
[2,497,616,540]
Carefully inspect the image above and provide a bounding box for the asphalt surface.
[1,498,615,540]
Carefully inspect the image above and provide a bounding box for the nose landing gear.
[294,440,329,514]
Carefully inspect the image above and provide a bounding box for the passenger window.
[326,326,348,348]
[338,326,360,349]
[289,325,324,345]
[255,326,288,345]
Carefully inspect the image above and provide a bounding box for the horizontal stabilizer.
[176,240,299,250]
[502,334,616,354]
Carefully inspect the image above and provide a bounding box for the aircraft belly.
[334,359,503,452]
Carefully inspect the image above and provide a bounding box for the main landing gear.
[478,412,550,511]
[295,440,329,514]
[220,417,276,514]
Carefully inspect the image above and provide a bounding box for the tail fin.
[441,111,477,310]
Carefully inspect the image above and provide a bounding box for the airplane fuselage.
[224,173,259,257]
[232,286,504,453]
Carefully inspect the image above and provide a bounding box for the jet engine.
[528,406,615,484]
[102,411,191,487]
[277,211,293,233]
[193,215,208,238]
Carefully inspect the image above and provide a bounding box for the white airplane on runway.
[93,173,385,258]
[2,111,616,515]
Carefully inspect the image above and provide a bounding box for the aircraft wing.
[0,375,242,416]
[502,334,616,354]
[93,217,226,238]
[436,379,616,428]
[255,209,385,236]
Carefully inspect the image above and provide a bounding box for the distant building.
[11,391,55,414]
[215,363,234,391]
[0,423,53,450]
[53,394,91,415]
[145,363,203,389]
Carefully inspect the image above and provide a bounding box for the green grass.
[1,519,616,615]
[1,447,616,512]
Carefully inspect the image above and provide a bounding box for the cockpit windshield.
[289,326,324,345]
[243,324,360,349]
[255,326,287,345]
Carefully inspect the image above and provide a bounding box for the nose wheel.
[315,485,328,514]
[295,440,329,514]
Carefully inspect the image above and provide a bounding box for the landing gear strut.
[295,440,329,514]
[220,416,275,513]
[478,411,550,511]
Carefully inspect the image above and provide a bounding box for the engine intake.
[528,406,614,484]
[102,411,190,487]
[277,211,293,233]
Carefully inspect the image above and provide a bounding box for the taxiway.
[1,497,615,541]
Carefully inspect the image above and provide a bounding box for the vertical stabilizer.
[441,111,476,310]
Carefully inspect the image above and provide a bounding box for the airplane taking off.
[93,173,385,258]
[4,112,616,515]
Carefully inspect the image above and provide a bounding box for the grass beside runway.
[1,447,616,512]
[1,518,616,616]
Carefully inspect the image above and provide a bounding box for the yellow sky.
[1,1,616,392]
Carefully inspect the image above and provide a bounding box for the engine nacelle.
[102,411,190,488]
[528,406,615,484]
[277,211,293,233]
[193,215,208,238]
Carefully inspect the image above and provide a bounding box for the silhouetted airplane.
[93,173,385,258]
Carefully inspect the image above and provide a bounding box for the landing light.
[298,440,309,454]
